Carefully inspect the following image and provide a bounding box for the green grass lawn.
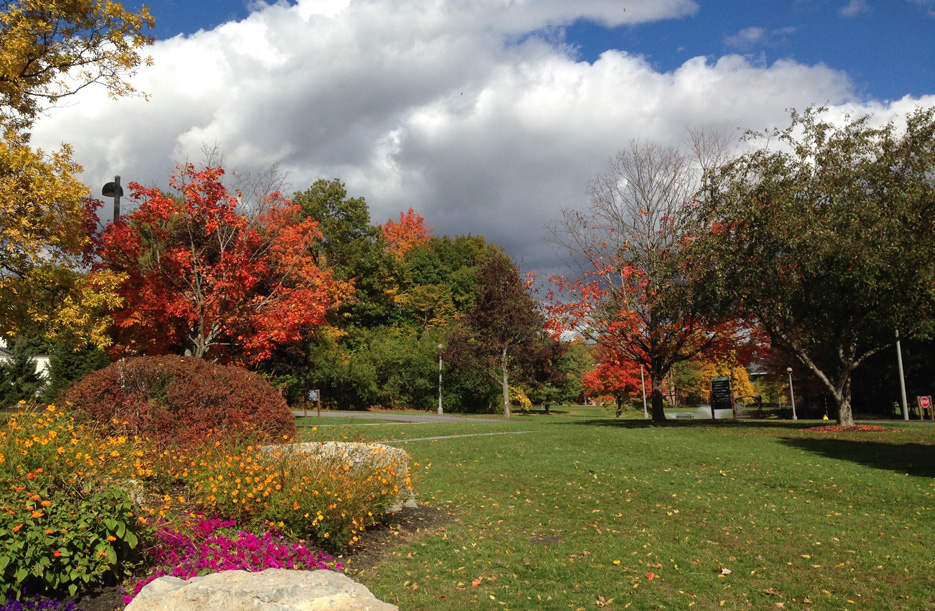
[299,410,935,611]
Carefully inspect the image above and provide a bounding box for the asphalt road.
[291,410,504,424]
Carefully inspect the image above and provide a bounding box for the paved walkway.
[291,410,504,424]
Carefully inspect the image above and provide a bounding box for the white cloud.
[909,0,935,17]
[30,0,935,275]
[724,26,767,49]
[840,0,870,17]
[724,26,797,50]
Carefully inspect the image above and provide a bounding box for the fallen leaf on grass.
[763,588,781,597]
[472,578,483,587]
[720,567,732,575]
[645,572,656,580]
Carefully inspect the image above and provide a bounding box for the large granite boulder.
[124,569,398,611]
[273,441,417,512]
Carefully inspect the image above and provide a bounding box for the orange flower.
[12,524,22,532]
[53,550,61,557]
[31,511,44,518]
[40,500,51,507]
[107,535,117,542]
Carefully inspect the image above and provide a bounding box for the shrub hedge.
[62,356,296,449]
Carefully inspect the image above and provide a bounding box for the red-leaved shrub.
[63,356,296,448]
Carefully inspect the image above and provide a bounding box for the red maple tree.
[97,164,347,365]
[581,345,641,413]
[381,208,432,260]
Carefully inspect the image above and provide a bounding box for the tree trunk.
[501,346,511,419]
[651,374,666,422]
[834,374,855,426]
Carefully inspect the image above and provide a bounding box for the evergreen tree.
[0,337,45,406]
[41,337,110,403]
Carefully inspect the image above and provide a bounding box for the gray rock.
[267,441,417,512]
[125,569,398,611]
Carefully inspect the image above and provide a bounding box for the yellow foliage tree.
[0,0,154,130]
[0,131,123,346]
[0,0,151,345]
[697,359,756,402]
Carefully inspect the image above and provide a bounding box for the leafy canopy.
[0,0,154,130]
[0,131,122,345]
[691,106,935,425]
[98,164,348,365]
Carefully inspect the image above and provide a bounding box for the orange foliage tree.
[381,208,432,261]
[97,164,347,365]
[581,345,641,413]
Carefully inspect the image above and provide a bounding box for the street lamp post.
[640,365,649,419]
[896,329,909,421]
[437,344,444,415]
[786,367,798,421]
[102,176,124,221]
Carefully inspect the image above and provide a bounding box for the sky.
[31,0,935,277]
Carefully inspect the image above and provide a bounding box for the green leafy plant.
[0,475,141,600]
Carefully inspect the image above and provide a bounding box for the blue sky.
[568,1,935,101]
[35,0,935,275]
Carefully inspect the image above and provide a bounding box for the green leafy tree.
[293,179,397,327]
[397,234,496,325]
[446,254,553,417]
[692,107,935,425]
[554,338,595,404]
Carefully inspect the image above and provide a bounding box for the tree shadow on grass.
[778,436,935,479]
[567,418,810,431]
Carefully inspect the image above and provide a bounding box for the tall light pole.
[437,344,445,415]
[786,367,798,421]
[640,365,649,419]
[102,176,124,221]
[896,329,909,421]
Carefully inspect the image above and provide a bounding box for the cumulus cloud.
[30,0,935,276]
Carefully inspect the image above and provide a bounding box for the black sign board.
[710,376,732,410]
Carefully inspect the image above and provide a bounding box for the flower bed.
[0,404,411,605]
[124,516,341,604]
